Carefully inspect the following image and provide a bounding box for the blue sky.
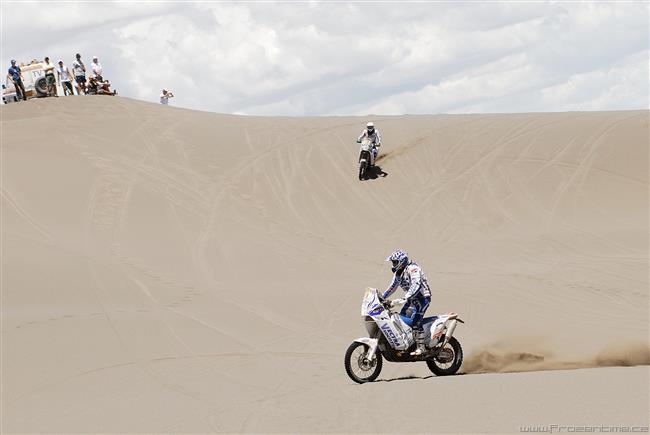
[2,1,648,115]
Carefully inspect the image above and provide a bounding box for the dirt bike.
[344,287,465,383]
[357,138,375,180]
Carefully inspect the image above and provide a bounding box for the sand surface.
[2,97,648,433]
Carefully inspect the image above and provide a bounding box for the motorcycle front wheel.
[359,160,367,180]
[344,341,383,383]
[426,336,463,376]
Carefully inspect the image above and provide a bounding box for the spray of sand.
[464,341,650,374]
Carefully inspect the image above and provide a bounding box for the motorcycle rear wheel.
[426,336,463,376]
[344,341,382,383]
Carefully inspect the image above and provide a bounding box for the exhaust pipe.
[442,319,457,347]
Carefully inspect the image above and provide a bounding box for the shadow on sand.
[362,165,388,181]
[372,372,468,383]
[375,375,434,383]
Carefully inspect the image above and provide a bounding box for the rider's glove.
[356,139,361,143]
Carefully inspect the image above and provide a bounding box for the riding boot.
[410,329,426,356]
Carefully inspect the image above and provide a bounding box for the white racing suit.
[357,129,381,165]
[382,261,432,355]
[382,261,431,330]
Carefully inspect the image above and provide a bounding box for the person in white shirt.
[160,89,174,105]
[91,56,103,80]
[56,60,73,96]
[72,53,86,95]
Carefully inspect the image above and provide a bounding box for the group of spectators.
[7,53,115,101]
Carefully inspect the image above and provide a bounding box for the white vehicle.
[357,138,374,180]
[2,84,18,104]
[344,287,464,383]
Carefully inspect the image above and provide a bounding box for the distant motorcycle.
[344,287,465,383]
[357,138,374,180]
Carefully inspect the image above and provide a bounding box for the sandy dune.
[2,97,648,433]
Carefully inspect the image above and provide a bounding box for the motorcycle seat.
[399,314,414,327]
[400,315,438,327]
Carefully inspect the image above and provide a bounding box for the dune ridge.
[2,97,648,433]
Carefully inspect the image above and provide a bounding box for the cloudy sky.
[2,1,648,115]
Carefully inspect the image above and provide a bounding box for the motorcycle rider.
[356,122,381,165]
[381,250,431,356]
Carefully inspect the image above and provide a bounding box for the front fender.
[353,337,379,361]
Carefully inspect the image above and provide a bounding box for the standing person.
[43,57,57,97]
[72,53,86,95]
[91,56,103,80]
[160,89,174,105]
[7,60,27,101]
[56,60,73,96]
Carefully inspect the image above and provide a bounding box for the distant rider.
[356,122,381,165]
[381,250,431,356]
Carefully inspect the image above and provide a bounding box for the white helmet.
[366,122,375,133]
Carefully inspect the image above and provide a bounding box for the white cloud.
[1,2,647,115]
[539,50,650,112]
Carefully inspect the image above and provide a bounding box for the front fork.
[354,333,381,361]
[367,338,379,361]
